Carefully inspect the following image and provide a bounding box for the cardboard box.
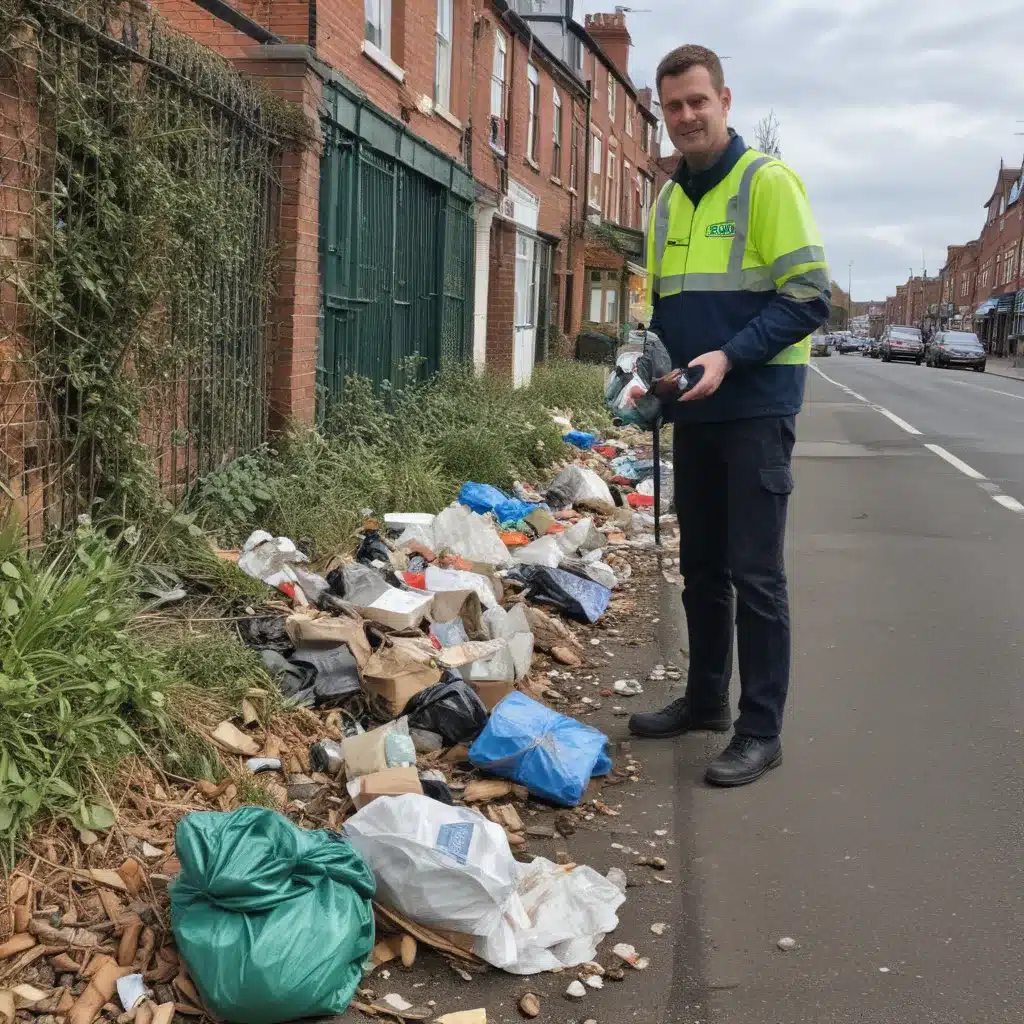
[352,766,423,809]
[471,680,515,712]
[362,636,442,716]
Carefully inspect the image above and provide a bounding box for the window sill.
[434,105,462,131]
[567,186,578,196]
[524,156,540,173]
[362,40,405,83]
[550,176,562,187]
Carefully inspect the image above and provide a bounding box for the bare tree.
[754,110,782,158]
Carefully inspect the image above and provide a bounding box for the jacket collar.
[673,129,747,203]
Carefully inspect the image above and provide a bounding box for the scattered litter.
[565,980,587,999]
[583,974,604,989]
[563,430,597,450]
[777,936,797,951]
[434,1011,487,1024]
[510,565,612,624]
[650,922,668,936]
[115,974,148,1011]
[468,692,612,807]
[547,466,614,509]
[613,679,643,696]
[612,943,650,970]
[636,856,667,871]
[237,531,308,593]
[382,993,413,1012]
[307,741,344,776]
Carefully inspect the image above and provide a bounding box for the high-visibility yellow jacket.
[647,132,831,422]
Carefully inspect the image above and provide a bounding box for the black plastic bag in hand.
[400,674,490,747]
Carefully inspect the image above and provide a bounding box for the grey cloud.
[578,0,1024,298]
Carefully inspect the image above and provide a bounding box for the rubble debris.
[650,923,668,936]
[636,857,667,871]
[583,974,603,989]
[777,937,797,951]
[611,944,650,970]
[210,721,260,757]
[565,980,587,999]
[518,992,541,1017]
[434,1011,487,1024]
[463,779,514,803]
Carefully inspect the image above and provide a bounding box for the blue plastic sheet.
[468,692,612,806]
[458,482,509,516]
[494,498,543,526]
[509,565,611,623]
[563,430,597,450]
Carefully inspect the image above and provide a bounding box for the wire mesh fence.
[0,0,283,544]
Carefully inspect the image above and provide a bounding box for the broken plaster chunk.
[612,943,650,970]
[777,936,797,951]
[565,980,587,999]
[519,993,541,1018]
[583,974,603,989]
[650,922,668,936]
[613,679,643,696]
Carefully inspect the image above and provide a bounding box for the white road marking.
[811,362,1024,515]
[871,406,922,436]
[923,444,987,480]
[992,494,1024,513]
[939,377,1024,402]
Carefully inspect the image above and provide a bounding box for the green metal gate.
[318,79,475,411]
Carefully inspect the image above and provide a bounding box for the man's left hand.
[680,350,731,402]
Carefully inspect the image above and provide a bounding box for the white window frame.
[489,30,508,152]
[552,90,563,179]
[365,0,391,56]
[434,0,454,112]
[590,134,602,207]
[605,149,617,220]
[588,286,602,323]
[604,287,618,324]
[527,64,540,163]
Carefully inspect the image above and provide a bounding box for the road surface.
[656,357,1024,1023]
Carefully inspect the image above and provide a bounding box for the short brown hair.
[656,45,725,92]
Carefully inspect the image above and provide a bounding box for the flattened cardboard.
[353,766,424,809]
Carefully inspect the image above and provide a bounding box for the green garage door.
[318,80,475,413]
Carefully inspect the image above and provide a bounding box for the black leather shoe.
[629,697,732,739]
[704,735,782,786]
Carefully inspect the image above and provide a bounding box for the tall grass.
[188,361,612,559]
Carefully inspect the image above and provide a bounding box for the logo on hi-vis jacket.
[705,221,736,238]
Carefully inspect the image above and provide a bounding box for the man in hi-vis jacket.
[629,45,831,787]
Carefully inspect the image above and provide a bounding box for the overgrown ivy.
[0,0,309,533]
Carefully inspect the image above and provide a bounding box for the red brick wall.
[149,1,271,56]
[486,219,516,376]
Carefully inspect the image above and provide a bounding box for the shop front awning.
[996,293,1016,314]
[1016,290,1024,314]
[974,298,998,317]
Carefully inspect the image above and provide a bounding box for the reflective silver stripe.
[770,245,827,281]
[780,268,830,302]
[681,267,775,293]
[726,156,771,279]
[658,273,685,295]
[652,181,675,287]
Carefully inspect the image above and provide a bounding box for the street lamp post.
[847,260,853,330]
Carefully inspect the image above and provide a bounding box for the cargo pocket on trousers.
[760,466,794,495]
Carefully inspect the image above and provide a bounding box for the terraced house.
[150,0,656,403]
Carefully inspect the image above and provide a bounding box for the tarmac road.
[654,360,1024,1023]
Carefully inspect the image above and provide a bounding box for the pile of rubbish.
[0,422,676,1024]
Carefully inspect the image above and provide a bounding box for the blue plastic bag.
[563,430,596,450]
[458,482,509,516]
[468,692,612,806]
[494,498,543,526]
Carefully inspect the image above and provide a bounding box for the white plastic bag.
[548,467,614,508]
[513,535,564,568]
[502,856,627,975]
[424,565,499,609]
[484,603,534,680]
[237,531,308,589]
[432,506,512,567]
[556,518,604,556]
[344,794,519,967]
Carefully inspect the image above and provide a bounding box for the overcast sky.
[577,0,1024,302]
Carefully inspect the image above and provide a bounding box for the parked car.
[925,331,987,372]
[837,334,865,353]
[880,325,924,364]
[811,334,832,357]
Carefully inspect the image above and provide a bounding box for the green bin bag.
[170,807,376,1024]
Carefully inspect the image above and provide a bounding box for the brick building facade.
[890,162,1024,356]
[151,0,658,398]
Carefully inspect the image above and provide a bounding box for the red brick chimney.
[584,11,632,82]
